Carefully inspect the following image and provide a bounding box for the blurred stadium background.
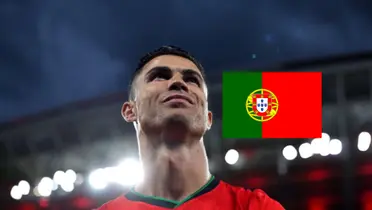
[1,51,372,210]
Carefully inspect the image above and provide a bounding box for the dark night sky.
[1,0,372,122]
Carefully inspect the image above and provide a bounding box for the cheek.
[137,86,159,107]
[195,93,208,109]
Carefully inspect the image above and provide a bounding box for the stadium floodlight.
[116,158,144,186]
[319,133,331,156]
[60,182,74,192]
[282,145,297,160]
[88,168,108,190]
[225,149,239,165]
[33,187,40,197]
[322,133,330,142]
[329,139,342,155]
[298,143,313,159]
[310,133,331,156]
[65,169,77,184]
[75,174,84,185]
[310,138,322,154]
[10,185,22,200]
[37,177,53,197]
[319,146,330,157]
[52,180,59,191]
[53,170,65,186]
[358,132,371,152]
[18,180,30,195]
[104,167,120,184]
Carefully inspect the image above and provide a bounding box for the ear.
[207,111,213,130]
[121,101,137,122]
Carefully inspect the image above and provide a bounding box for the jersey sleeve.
[245,189,285,210]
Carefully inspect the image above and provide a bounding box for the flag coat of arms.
[222,72,322,139]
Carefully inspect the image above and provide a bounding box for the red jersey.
[97,176,284,210]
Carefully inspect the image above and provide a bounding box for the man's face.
[122,55,212,136]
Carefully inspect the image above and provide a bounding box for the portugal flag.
[222,72,322,139]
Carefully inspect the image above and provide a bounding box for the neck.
[135,132,210,201]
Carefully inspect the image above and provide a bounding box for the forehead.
[140,55,202,75]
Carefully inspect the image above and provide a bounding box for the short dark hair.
[128,45,205,100]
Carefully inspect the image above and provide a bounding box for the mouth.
[163,94,194,104]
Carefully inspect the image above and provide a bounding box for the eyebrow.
[145,66,204,81]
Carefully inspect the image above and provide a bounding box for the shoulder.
[246,189,284,210]
[221,181,285,210]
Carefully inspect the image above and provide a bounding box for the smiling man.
[97,46,284,210]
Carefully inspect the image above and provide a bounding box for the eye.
[184,76,200,86]
[150,72,171,81]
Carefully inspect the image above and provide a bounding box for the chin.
[163,113,191,127]
[163,113,206,134]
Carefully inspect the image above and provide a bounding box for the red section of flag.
[262,72,322,138]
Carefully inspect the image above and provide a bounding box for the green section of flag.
[222,72,262,138]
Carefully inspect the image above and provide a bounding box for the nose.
[168,73,188,92]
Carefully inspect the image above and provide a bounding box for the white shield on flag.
[256,98,268,113]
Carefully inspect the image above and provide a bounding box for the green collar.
[125,175,219,208]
